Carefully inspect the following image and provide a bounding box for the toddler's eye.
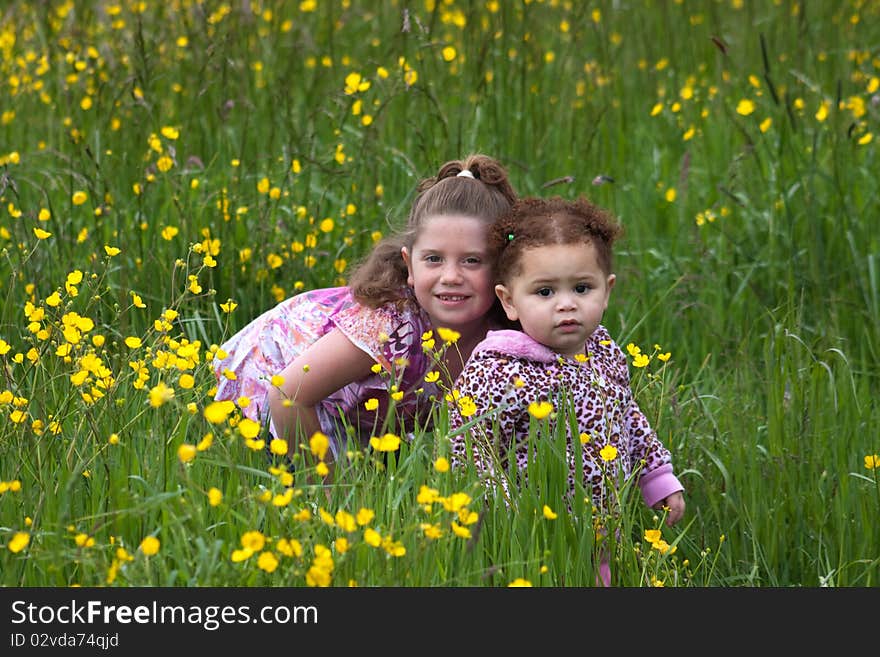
[575,284,590,294]
[536,288,552,297]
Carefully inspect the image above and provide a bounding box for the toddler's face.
[495,241,615,357]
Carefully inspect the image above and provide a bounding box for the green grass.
[1,0,878,587]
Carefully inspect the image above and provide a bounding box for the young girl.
[212,154,518,461]
[449,196,685,530]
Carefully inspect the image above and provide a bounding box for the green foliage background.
[1,0,878,586]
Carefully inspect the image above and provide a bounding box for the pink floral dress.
[213,287,441,456]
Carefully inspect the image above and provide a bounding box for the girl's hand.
[654,491,685,527]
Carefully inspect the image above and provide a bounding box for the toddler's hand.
[655,491,685,527]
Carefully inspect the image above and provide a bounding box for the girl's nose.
[439,263,463,284]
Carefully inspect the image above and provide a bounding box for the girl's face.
[401,214,496,340]
[495,242,615,357]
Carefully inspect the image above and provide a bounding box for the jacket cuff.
[639,463,684,508]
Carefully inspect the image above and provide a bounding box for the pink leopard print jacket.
[448,326,683,513]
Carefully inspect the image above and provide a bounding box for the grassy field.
[1,0,878,587]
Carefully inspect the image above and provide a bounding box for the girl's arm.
[267,327,376,457]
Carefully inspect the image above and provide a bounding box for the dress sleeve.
[331,302,417,374]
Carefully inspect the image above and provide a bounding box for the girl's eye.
[464,257,481,265]
[425,255,442,263]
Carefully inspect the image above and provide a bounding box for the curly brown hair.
[348,153,518,308]
[491,196,622,285]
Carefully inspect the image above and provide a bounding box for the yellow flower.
[364,398,379,411]
[508,578,532,587]
[309,432,330,459]
[177,444,197,463]
[148,382,175,408]
[865,454,879,470]
[124,336,142,349]
[270,438,288,456]
[633,353,650,368]
[8,532,30,553]
[736,99,755,116]
[257,551,279,573]
[72,190,88,205]
[277,538,302,557]
[241,530,266,552]
[442,46,456,62]
[542,505,557,520]
[644,529,662,545]
[436,327,460,343]
[433,457,450,473]
[335,510,356,532]
[363,528,381,547]
[528,400,553,419]
[139,536,160,556]
[424,371,440,383]
[343,71,370,95]
[204,400,235,424]
[600,445,618,462]
[421,523,443,539]
[451,521,471,539]
[231,548,253,562]
[178,373,195,389]
[207,487,223,506]
[238,418,262,439]
[33,228,52,239]
[104,245,121,256]
[369,433,401,452]
[220,299,238,313]
[157,155,173,172]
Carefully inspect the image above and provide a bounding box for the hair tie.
[507,233,515,242]
[456,169,475,178]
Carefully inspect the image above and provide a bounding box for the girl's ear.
[401,247,414,287]
[495,284,518,321]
